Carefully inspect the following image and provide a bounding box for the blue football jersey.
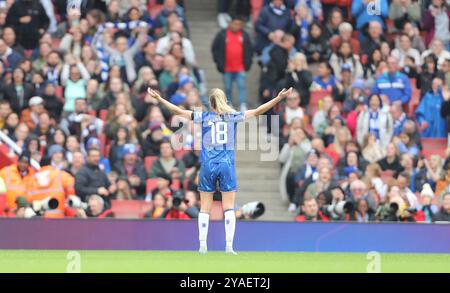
[193,111,245,164]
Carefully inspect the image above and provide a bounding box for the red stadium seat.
[420,138,448,150]
[171,179,181,190]
[144,156,158,174]
[146,178,159,194]
[422,148,446,160]
[175,149,188,160]
[111,200,153,219]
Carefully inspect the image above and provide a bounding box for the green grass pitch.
[0,250,449,273]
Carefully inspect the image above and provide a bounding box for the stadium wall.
[1,218,449,253]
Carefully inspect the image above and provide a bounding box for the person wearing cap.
[46,144,67,171]
[20,96,46,130]
[433,192,450,222]
[0,151,35,211]
[85,137,111,173]
[169,75,195,106]
[113,143,147,198]
[147,172,174,201]
[417,183,439,223]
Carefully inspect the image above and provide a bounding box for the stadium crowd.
[0,0,449,223]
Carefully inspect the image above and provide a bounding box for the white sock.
[224,209,236,249]
[198,212,209,248]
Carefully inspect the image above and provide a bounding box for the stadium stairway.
[186,0,293,221]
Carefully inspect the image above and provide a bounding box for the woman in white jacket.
[357,94,393,149]
[278,120,311,210]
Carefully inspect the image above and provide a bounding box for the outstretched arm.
[147,88,193,120]
[244,88,292,120]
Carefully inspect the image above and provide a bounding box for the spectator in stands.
[329,41,364,80]
[113,144,147,198]
[416,77,447,138]
[5,0,49,50]
[149,140,185,182]
[85,137,111,173]
[295,195,329,222]
[389,0,422,31]
[399,153,427,193]
[352,0,388,35]
[417,55,444,96]
[305,166,335,198]
[397,171,420,208]
[389,103,409,136]
[423,154,444,191]
[372,56,411,105]
[361,21,386,59]
[440,86,450,131]
[440,58,450,85]
[279,89,305,132]
[61,55,90,114]
[254,0,292,54]
[312,62,337,93]
[109,126,129,167]
[397,21,425,52]
[67,150,85,176]
[421,38,450,69]
[362,133,385,164]
[357,94,393,149]
[144,193,168,218]
[323,8,343,39]
[433,192,450,221]
[211,15,253,111]
[2,26,24,56]
[302,22,330,63]
[422,0,450,48]
[265,33,296,91]
[97,28,147,84]
[76,194,114,218]
[394,131,420,157]
[75,148,116,203]
[378,142,403,173]
[355,198,376,222]
[289,4,312,50]
[155,0,188,34]
[279,125,311,211]
[330,22,360,55]
[115,176,134,200]
[20,96,45,131]
[3,67,35,114]
[0,100,12,130]
[312,95,333,136]
[42,83,63,121]
[392,34,421,67]
[0,38,22,70]
[157,22,196,66]
[283,53,312,107]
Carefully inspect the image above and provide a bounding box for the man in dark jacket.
[113,144,147,198]
[254,0,292,54]
[0,39,23,70]
[433,193,450,222]
[5,0,49,50]
[75,148,116,203]
[211,16,253,111]
[265,33,295,90]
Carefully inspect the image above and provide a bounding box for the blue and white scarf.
[93,20,152,81]
[270,3,286,16]
[368,110,380,140]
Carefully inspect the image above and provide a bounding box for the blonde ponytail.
[209,88,236,114]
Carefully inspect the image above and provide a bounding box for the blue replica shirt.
[371,72,411,105]
[193,111,245,164]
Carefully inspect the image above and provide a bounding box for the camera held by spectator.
[66,195,88,210]
[238,201,266,220]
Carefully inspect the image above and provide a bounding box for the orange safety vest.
[0,165,34,211]
[26,166,75,219]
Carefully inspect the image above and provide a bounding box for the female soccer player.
[147,87,292,254]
